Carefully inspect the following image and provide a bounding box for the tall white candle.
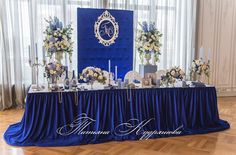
[115,66,118,80]
[28,45,31,61]
[35,43,38,58]
[108,59,111,73]
[199,46,204,60]
[42,46,46,61]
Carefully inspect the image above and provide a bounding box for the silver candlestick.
[29,58,46,91]
[104,72,114,89]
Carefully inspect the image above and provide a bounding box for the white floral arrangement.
[161,67,185,86]
[190,58,210,78]
[45,62,66,82]
[43,17,73,63]
[136,22,162,64]
[79,67,107,84]
[169,66,185,80]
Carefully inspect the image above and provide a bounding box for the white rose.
[98,76,103,80]
[95,68,101,72]
[88,70,94,75]
[180,70,185,75]
[202,64,207,70]
[94,73,98,77]
[171,70,176,76]
[62,35,67,39]
[195,60,199,65]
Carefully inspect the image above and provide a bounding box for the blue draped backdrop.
[4,87,230,146]
[77,8,133,79]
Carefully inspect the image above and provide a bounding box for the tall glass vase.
[145,52,151,65]
[195,74,201,82]
[89,81,94,90]
[49,76,58,91]
[55,52,63,63]
[207,76,210,85]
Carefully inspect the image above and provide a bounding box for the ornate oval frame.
[94,10,119,46]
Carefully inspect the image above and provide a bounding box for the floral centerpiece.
[169,66,185,80]
[136,21,162,65]
[190,58,210,81]
[45,62,66,84]
[43,17,73,63]
[161,66,185,86]
[79,67,107,89]
[161,73,176,86]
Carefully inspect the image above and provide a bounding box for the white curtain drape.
[0,0,26,110]
[108,0,197,71]
[0,0,197,110]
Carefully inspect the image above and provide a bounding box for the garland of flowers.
[43,17,73,63]
[136,22,162,65]
[161,66,185,86]
[80,67,107,84]
[190,58,210,79]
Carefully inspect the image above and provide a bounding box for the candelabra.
[29,58,46,91]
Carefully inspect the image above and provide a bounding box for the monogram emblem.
[94,10,119,46]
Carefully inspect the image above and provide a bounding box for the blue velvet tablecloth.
[4,87,230,146]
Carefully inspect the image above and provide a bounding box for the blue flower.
[149,22,155,31]
[49,47,56,53]
[142,21,148,32]
[48,17,63,30]
[49,37,56,43]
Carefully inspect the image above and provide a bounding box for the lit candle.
[35,43,38,59]
[108,59,111,73]
[115,66,118,81]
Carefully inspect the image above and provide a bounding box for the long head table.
[4,87,230,146]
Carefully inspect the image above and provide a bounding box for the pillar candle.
[28,45,31,61]
[35,43,38,58]
[108,60,111,73]
[115,66,118,80]
[42,46,46,61]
